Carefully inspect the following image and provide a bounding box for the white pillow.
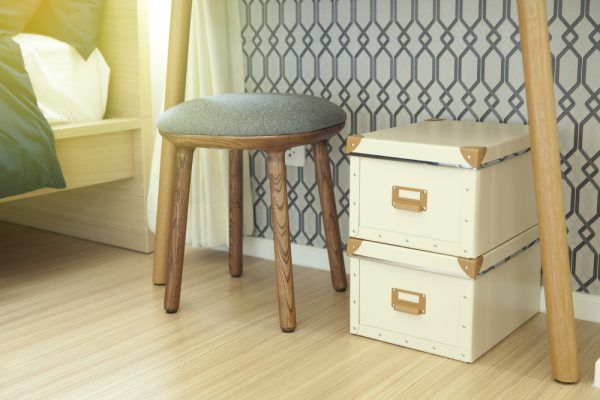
[13,33,110,126]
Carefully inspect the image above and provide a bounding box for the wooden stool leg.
[267,151,296,332]
[518,0,579,383]
[229,150,244,277]
[164,146,195,313]
[313,141,347,291]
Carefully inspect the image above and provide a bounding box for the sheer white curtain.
[147,0,253,247]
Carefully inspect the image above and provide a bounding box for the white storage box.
[348,226,541,362]
[347,120,537,258]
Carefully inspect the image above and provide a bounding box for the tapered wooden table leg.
[517,0,579,383]
[164,146,195,313]
[152,0,193,285]
[313,141,347,291]
[229,150,244,277]
[267,151,296,332]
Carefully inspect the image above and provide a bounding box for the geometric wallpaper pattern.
[240,0,600,294]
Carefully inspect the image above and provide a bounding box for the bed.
[0,0,154,252]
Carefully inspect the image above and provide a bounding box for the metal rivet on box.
[353,273,357,277]
[378,234,382,238]
[432,346,437,350]
[404,339,409,344]
[378,333,383,337]
[434,243,438,248]
[461,353,466,357]
[462,325,467,329]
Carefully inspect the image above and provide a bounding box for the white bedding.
[13,33,110,126]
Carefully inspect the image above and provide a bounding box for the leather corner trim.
[346,135,364,154]
[457,256,484,279]
[460,146,487,169]
[346,237,363,256]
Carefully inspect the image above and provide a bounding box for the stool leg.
[229,150,244,277]
[267,151,296,332]
[313,141,347,292]
[164,146,195,313]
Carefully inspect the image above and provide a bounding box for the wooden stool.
[153,93,347,332]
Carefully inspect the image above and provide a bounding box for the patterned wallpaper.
[240,0,600,294]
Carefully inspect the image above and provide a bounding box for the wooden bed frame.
[0,0,154,253]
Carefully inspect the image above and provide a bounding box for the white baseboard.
[539,287,600,324]
[235,236,600,324]
[241,236,349,270]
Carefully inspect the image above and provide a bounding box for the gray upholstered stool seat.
[157,93,346,136]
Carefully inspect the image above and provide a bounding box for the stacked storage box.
[346,120,541,362]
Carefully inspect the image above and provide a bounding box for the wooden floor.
[1,223,599,400]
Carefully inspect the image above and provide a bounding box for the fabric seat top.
[157,93,346,136]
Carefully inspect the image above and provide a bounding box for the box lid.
[346,120,531,169]
[347,225,538,280]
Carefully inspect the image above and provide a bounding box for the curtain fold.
[147,0,253,248]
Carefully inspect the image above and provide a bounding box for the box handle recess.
[391,288,426,315]
[391,186,428,212]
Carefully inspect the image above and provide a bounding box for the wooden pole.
[152,0,193,285]
[517,0,579,383]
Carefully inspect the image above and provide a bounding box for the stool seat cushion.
[157,93,346,136]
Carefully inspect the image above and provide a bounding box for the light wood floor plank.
[1,222,599,399]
